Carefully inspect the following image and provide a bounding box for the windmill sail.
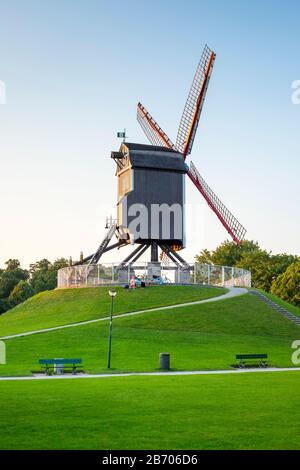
[188,161,246,245]
[176,45,215,158]
[136,47,247,246]
[137,102,175,149]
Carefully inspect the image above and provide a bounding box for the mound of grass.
[0,285,225,337]
[254,289,300,318]
[1,293,299,377]
[1,372,300,449]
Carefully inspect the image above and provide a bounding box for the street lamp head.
[109,290,117,297]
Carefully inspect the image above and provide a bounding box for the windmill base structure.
[58,44,247,287]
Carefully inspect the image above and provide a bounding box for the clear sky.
[0,0,299,268]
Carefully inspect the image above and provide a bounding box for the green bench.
[38,358,83,375]
[236,354,268,368]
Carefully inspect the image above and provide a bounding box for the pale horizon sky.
[0,0,299,269]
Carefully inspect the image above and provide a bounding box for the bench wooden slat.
[236,354,268,360]
[39,359,82,365]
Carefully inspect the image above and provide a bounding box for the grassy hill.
[1,289,299,377]
[255,289,300,317]
[1,285,300,450]
[0,285,225,337]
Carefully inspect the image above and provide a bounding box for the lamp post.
[107,290,117,369]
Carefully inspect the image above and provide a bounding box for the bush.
[271,260,300,306]
[8,280,34,307]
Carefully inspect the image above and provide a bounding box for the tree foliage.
[195,240,261,267]
[271,259,300,306]
[0,260,28,299]
[30,258,69,294]
[0,257,69,314]
[9,280,34,306]
[195,240,298,293]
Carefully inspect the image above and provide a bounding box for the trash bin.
[54,359,64,375]
[160,353,170,370]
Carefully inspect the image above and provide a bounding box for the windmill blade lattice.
[176,45,215,158]
[137,102,175,149]
[188,161,246,245]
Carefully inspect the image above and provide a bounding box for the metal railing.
[57,262,251,289]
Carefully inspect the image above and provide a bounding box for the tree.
[0,298,9,314]
[271,259,300,306]
[195,240,297,293]
[210,240,261,267]
[52,258,70,271]
[0,260,29,299]
[269,254,297,281]
[5,259,21,271]
[30,258,68,294]
[237,250,271,290]
[0,257,69,315]
[195,240,261,267]
[237,252,297,291]
[8,280,34,306]
[195,249,213,264]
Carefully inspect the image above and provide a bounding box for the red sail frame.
[137,102,175,149]
[188,162,246,245]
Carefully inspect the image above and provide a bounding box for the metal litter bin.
[160,353,170,370]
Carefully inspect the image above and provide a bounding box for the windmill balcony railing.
[57,262,251,289]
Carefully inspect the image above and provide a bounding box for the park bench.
[236,354,268,368]
[38,358,83,375]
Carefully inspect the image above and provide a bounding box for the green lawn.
[1,293,299,377]
[1,372,300,449]
[1,287,300,450]
[0,285,225,337]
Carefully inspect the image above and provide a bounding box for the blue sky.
[0,0,299,267]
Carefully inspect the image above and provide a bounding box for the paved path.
[0,367,299,382]
[0,287,247,341]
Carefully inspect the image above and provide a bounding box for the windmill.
[80,45,246,282]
